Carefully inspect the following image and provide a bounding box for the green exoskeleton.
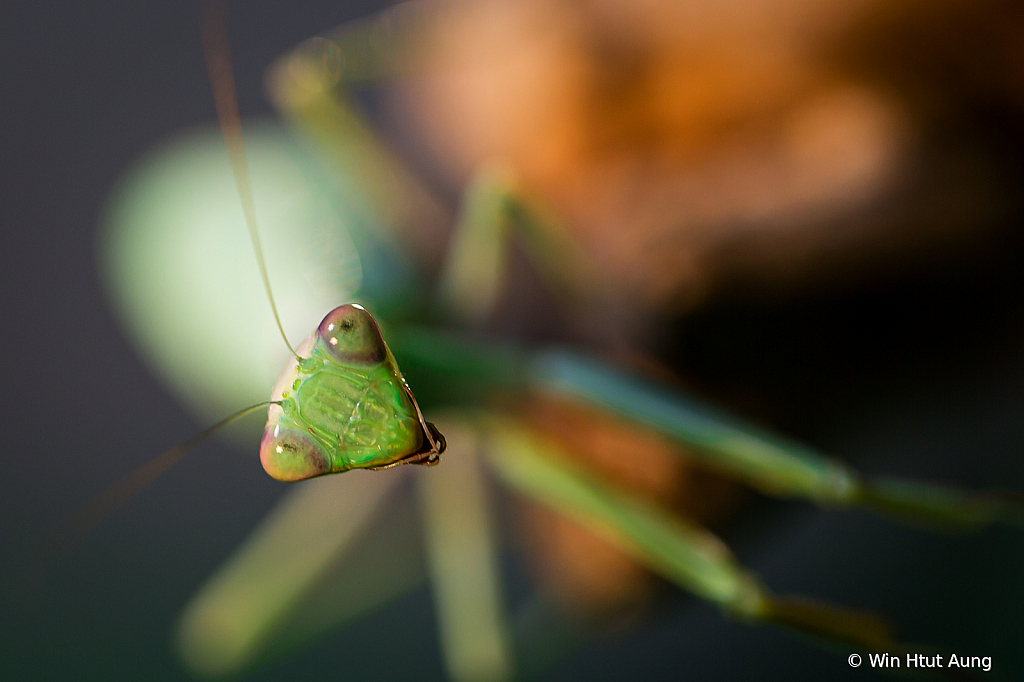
[261,303,445,480]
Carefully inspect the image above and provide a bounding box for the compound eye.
[260,425,331,481]
[316,304,387,365]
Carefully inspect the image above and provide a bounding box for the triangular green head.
[260,304,445,481]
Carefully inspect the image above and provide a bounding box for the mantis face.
[260,304,444,481]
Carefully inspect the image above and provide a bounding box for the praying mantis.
[95,2,1024,680]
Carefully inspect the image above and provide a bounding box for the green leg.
[418,416,515,682]
[265,16,448,262]
[527,350,1024,531]
[436,168,516,324]
[481,416,894,652]
[176,469,422,676]
[435,164,601,324]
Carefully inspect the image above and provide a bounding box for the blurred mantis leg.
[528,351,858,504]
[436,169,514,324]
[858,477,1024,530]
[529,351,1024,529]
[436,163,595,324]
[482,417,895,651]
[300,1,433,86]
[266,28,447,254]
[177,468,411,676]
[473,170,601,307]
[418,417,514,682]
[391,334,864,506]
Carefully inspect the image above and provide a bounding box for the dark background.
[2,1,1024,681]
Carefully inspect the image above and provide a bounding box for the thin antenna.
[201,1,298,358]
[30,401,276,569]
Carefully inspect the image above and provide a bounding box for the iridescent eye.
[316,304,387,365]
[259,425,331,481]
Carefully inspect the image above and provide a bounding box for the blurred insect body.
[99,2,1024,680]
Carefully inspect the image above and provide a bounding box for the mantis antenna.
[30,4,300,569]
[29,402,277,571]
[202,0,298,359]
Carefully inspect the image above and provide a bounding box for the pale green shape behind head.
[100,124,370,430]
